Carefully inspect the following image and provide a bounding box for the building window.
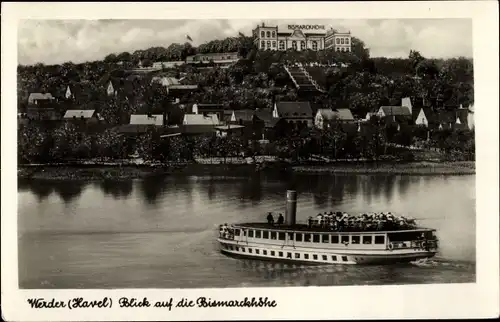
[272,31,276,38]
[374,236,385,244]
[363,236,372,244]
[341,38,345,44]
[292,41,297,50]
[312,41,318,51]
[261,31,265,38]
[345,38,350,44]
[261,41,265,49]
[300,41,306,50]
[336,38,340,44]
[267,41,271,49]
[279,41,285,50]
[272,41,276,48]
[266,31,270,38]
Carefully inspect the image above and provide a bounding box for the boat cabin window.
[263,231,269,239]
[351,236,360,244]
[243,230,247,236]
[313,234,320,243]
[255,249,260,254]
[263,250,267,255]
[288,232,294,241]
[278,251,283,257]
[287,252,292,259]
[331,255,337,261]
[271,251,275,256]
[304,234,311,242]
[341,235,349,244]
[270,232,277,240]
[374,235,385,244]
[295,233,303,242]
[363,236,372,244]
[313,254,318,260]
[342,256,348,262]
[322,234,329,243]
[278,232,286,241]
[331,235,339,243]
[304,254,309,259]
[255,230,261,238]
[248,230,254,238]
[322,255,327,260]
[295,253,300,259]
[235,247,239,251]
[234,229,240,236]
[248,248,252,253]
[241,247,245,252]
[389,231,427,242]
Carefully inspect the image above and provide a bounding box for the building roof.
[379,106,411,117]
[276,101,313,118]
[183,114,219,126]
[334,108,354,121]
[214,125,245,131]
[130,114,165,126]
[316,108,337,120]
[233,109,255,122]
[254,108,278,127]
[28,93,54,103]
[151,76,180,86]
[63,110,96,119]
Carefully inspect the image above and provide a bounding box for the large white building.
[252,23,352,52]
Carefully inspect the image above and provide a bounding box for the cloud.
[17,19,472,65]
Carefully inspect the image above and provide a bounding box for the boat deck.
[231,222,434,234]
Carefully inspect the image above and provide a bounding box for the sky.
[17,19,473,66]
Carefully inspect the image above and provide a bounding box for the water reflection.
[138,176,168,205]
[99,180,133,199]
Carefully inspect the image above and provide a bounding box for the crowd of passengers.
[266,211,417,231]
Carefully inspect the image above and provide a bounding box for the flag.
[186,34,193,42]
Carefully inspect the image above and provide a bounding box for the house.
[315,108,337,130]
[413,107,437,128]
[435,106,470,131]
[214,124,245,138]
[185,52,240,67]
[181,114,220,135]
[130,114,166,126]
[65,85,73,99]
[106,80,117,96]
[28,93,54,105]
[192,103,226,121]
[151,76,180,87]
[229,109,255,125]
[152,61,185,69]
[63,109,103,123]
[273,101,314,128]
[376,106,412,124]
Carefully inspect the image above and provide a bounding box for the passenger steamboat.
[217,190,438,265]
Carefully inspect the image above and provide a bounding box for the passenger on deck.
[316,213,323,227]
[267,212,274,225]
[277,213,284,226]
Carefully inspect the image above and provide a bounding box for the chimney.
[285,190,297,226]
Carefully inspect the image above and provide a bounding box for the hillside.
[17,35,474,120]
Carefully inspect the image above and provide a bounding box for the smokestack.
[285,190,297,226]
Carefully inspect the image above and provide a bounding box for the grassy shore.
[17,160,475,181]
[292,161,475,175]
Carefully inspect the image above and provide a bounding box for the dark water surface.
[18,173,476,288]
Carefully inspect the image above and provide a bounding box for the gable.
[290,29,306,38]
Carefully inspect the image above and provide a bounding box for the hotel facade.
[252,23,352,52]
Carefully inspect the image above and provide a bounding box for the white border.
[2,1,499,320]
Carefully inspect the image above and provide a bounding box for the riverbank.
[17,160,475,181]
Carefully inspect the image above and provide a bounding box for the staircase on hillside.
[284,64,326,94]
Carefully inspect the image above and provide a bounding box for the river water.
[18,173,475,288]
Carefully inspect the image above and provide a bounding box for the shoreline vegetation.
[17,159,475,181]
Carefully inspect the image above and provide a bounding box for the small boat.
[217,190,438,265]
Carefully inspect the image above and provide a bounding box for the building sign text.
[287,25,326,31]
